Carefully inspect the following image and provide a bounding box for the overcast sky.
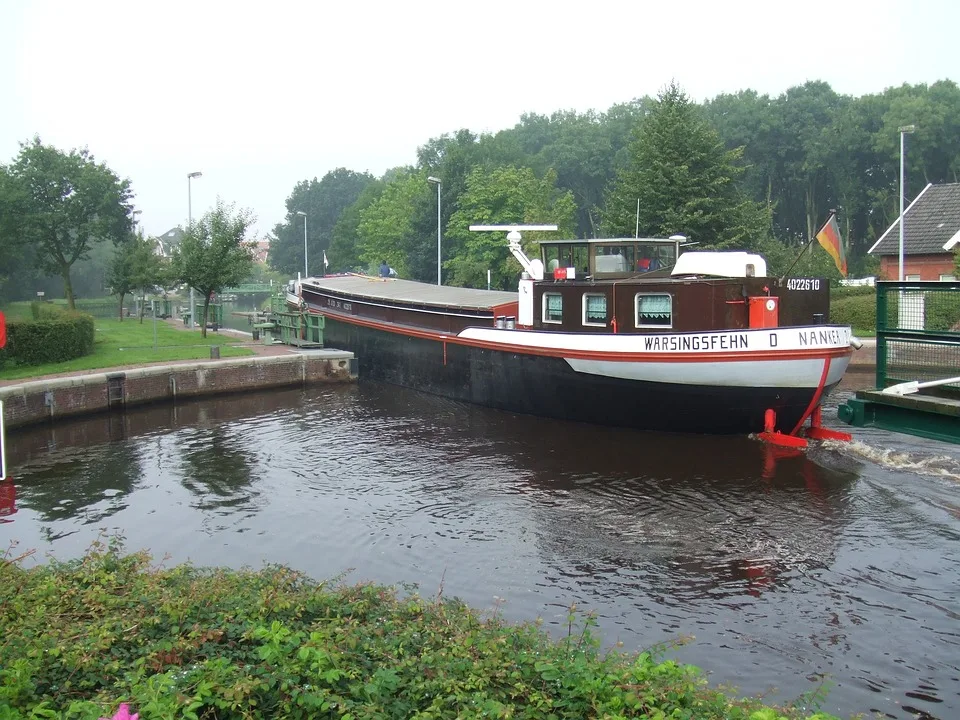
[2,0,957,240]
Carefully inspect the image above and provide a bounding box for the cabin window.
[635,293,672,328]
[582,293,607,326]
[594,245,636,274]
[543,293,563,324]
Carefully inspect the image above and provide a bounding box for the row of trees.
[270,79,960,287]
[1,139,257,337]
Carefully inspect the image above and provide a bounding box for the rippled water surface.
[2,374,959,719]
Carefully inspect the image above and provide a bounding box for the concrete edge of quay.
[0,350,357,430]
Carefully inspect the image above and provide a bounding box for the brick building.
[869,183,960,281]
[868,183,960,280]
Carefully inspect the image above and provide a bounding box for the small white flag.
[323,251,328,269]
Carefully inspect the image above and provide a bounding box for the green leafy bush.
[829,294,876,333]
[0,540,841,720]
[5,309,95,366]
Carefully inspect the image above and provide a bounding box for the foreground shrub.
[3,310,95,366]
[0,540,840,719]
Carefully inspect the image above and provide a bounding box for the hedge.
[924,292,960,332]
[829,294,876,333]
[2,306,95,366]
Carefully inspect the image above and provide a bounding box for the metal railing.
[876,281,960,391]
[222,283,275,295]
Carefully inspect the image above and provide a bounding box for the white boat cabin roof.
[672,251,767,278]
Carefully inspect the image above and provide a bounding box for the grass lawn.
[0,317,254,381]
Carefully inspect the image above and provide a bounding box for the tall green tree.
[5,138,134,308]
[269,168,374,276]
[327,180,385,272]
[416,129,516,276]
[173,202,255,337]
[445,166,576,290]
[603,82,769,250]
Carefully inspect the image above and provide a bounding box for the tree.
[268,169,375,276]
[6,138,133,309]
[603,82,769,251]
[355,170,427,278]
[327,180,385,272]
[107,232,165,322]
[173,202,255,337]
[445,166,576,290]
[0,163,29,296]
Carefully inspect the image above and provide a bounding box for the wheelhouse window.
[542,243,590,276]
[582,293,607,326]
[543,293,563,324]
[635,293,672,328]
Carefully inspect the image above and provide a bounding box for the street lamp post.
[427,176,441,285]
[898,125,916,282]
[187,171,202,328]
[296,211,308,278]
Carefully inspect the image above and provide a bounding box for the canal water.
[2,374,958,720]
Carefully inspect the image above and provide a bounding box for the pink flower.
[100,703,139,720]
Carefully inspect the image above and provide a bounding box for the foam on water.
[823,438,960,482]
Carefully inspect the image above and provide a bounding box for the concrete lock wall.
[0,353,357,430]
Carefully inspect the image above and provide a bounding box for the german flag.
[816,214,847,277]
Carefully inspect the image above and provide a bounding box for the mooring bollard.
[210,346,220,360]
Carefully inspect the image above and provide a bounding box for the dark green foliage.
[0,541,840,720]
[269,169,376,276]
[3,308,95,366]
[603,82,771,252]
[327,180,386,273]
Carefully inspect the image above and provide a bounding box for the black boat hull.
[322,316,840,435]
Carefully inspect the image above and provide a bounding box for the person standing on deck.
[379,260,390,278]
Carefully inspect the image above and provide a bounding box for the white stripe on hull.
[459,325,852,354]
[565,355,850,388]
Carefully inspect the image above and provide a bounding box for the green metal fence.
[272,311,323,346]
[876,281,960,392]
[182,303,223,328]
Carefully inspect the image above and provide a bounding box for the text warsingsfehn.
[640,328,847,352]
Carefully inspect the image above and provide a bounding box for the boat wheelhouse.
[291,229,857,437]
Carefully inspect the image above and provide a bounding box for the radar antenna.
[469,224,557,280]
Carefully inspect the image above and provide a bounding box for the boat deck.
[302,275,517,311]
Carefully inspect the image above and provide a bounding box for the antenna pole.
[636,199,640,239]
